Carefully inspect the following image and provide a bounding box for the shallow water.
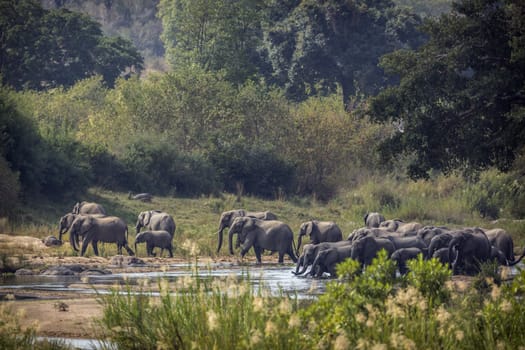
[0,262,328,299]
[36,336,105,350]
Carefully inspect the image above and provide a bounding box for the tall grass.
[95,255,525,350]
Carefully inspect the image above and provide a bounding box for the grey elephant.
[350,236,396,268]
[427,231,461,258]
[347,227,391,242]
[416,226,450,246]
[364,212,385,228]
[386,235,427,255]
[136,210,176,237]
[69,215,134,256]
[59,213,106,244]
[391,247,424,275]
[72,201,106,215]
[296,220,343,255]
[484,228,516,263]
[216,209,278,253]
[432,247,452,265]
[309,244,354,278]
[380,219,422,235]
[448,228,491,275]
[228,217,297,264]
[293,240,352,276]
[134,230,173,257]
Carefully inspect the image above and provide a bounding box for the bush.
[209,141,295,198]
[120,138,220,196]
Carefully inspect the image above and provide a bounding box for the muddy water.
[0,262,328,299]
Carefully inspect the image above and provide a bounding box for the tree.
[263,0,424,109]
[158,0,267,84]
[369,0,525,179]
[0,0,143,90]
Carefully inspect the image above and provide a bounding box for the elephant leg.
[168,247,173,258]
[81,239,89,256]
[278,251,285,264]
[253,245,263,264]
[93,241,100,256]
[147,243,155,257]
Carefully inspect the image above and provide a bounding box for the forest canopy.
[0,0,524,219]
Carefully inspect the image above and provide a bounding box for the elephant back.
[149,212,176,236]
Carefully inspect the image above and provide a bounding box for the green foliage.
[263,0,425,107]
[0,156,19,217]
[209,141,295,198]
[406,254,451,303]
[465,166,525,219]
[370,0,525,179]
[393,0,452,17]
[0,0,143,90]
[158,0,266,84]
[121,137,220,196]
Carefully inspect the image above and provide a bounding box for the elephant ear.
[143,211,152,226]
[244,217,255,229]
[305,221,314,237]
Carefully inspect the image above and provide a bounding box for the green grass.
[95,255,525,350]
[3,173,525,259]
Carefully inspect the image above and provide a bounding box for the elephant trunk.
[228,228,236,255]
[508,247,525,266]
[448,237,461,272]
[69,228,79,251]
[216,224,226,253]
[296,233,304,256]
[134,242,138,254]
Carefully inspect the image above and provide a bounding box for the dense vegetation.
[1,0,524,221]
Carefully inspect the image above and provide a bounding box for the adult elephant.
[58,213,105,244]
[350,236,395,268]
[427,231,460,258]
[136,210,176,237]
[293,241,353,276]
[216,209,278,253]
[72,201,106,215]
[386,235,427,255]
[296,220,343,255]
[364,212,385,228]
[69,215,134,256]
[484,228,516,263]
[380,219,422,235]
[416,226,450,246]
[448,228,491,275]
[228,217,296,264]
[309,244,354,278]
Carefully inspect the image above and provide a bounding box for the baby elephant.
[135,230,173,258]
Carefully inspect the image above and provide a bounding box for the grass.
[2,172,525,259]
[94,254,525,350]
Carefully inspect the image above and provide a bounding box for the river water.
[0,262,328,299]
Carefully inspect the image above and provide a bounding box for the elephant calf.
[135,230,174,258]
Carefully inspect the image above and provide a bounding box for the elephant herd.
[58,201,176,257]
[292,212,525,278]
[57,204,524,278]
